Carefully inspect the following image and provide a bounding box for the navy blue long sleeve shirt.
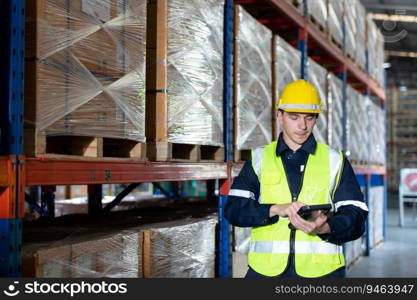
[225,133,368,245]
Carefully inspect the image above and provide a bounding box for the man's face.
[278,110,317,146]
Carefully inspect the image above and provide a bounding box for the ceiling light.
[386,51,417,58]
[369,13,417,23]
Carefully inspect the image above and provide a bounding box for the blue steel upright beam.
[339,68,347,152]
[0,0,25,277]
[383,106,388,240]
[88,184,103,216]
[298,28,308,80]
[1,0,24,156]
[41,186,56,218]
[298,0,308,80]
[364,174,371,256]
[355,174,369,257]
[218,0,234,278]
[224,0,233,164]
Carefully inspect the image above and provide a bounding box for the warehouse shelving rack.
[0,0,234,277]
[0,0,387,277]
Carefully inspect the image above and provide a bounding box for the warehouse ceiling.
[361,0,417,89]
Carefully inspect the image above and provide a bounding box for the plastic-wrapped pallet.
[346,85,368,163]
[233,226,252,254]
[366,15,378,83]
[308,58,328,144]
[368,99,386,165]
[24,0,147,156]
[375,30,385,87]
[141,216,217,278]
[367,16,385,87]
[308,0,327,31]
[344,0,359,62]
[23,215,217,278]
[232,226,250,277]
[355,2,367,70]
[274,35,301,136]
[344,237,365,269]
[275,36,301,97]
[328,0,344,48]
[360,96,371,163]
[327,73,344,151]
[167,0,224,146]
[23,230,143,277]
[234,5,272,150]
[368,185,384,249]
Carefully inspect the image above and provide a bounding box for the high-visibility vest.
[248,141,345,278]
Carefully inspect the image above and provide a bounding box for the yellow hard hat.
[276,79,325,113]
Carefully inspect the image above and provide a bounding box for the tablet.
[297,204,332,220]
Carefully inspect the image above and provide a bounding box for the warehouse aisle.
[347,208,417,277]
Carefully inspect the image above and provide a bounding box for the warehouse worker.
[225,79,368,278]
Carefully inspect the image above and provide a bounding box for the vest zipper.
[281,153,309,274]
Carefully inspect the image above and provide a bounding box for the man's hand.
[290,210,330,234]
[269,202,302,218]
[270,202,331,234]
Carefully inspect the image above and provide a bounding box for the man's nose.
[298,118,307,129]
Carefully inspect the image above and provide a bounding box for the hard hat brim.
[279,108,324,114]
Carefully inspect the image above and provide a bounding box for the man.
[225,79,368,278]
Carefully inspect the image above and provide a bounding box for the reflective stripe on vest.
[335,200,368,212]
[250,240,342,255]
[248,141,345,278]
[228,189,255,200]
[251,147,265,203]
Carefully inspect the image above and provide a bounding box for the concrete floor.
[347,207,417,277]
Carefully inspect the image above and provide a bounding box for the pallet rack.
[1,0,386,277]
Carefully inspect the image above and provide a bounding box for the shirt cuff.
[317,220,334,241]
[259,204,279,225]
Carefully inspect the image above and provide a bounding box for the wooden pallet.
[147,141,224,162]
[25,131,146,160]
[145,0,223,162]
[309,15,327,35]
[234,149,251,162]
[368,163,386,168]
[346,53,357,66]
[351,160,369,167]
[372,239,384,250]
[346,254,363,270]
[354,60,367,73]
[285,0,303,14]
[328,34,343,50]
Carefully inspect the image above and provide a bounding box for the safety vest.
[248,141,345,278]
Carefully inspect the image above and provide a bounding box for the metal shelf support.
[298,27,308,80]
[88,184,103,216]
[0,0,25,277]
[41,186,55,218]
[217,0,234,278]
[218,179,232,278]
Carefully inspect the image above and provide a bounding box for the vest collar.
[276,133,317,156]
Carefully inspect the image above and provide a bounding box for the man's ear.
[277,109,284,124]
